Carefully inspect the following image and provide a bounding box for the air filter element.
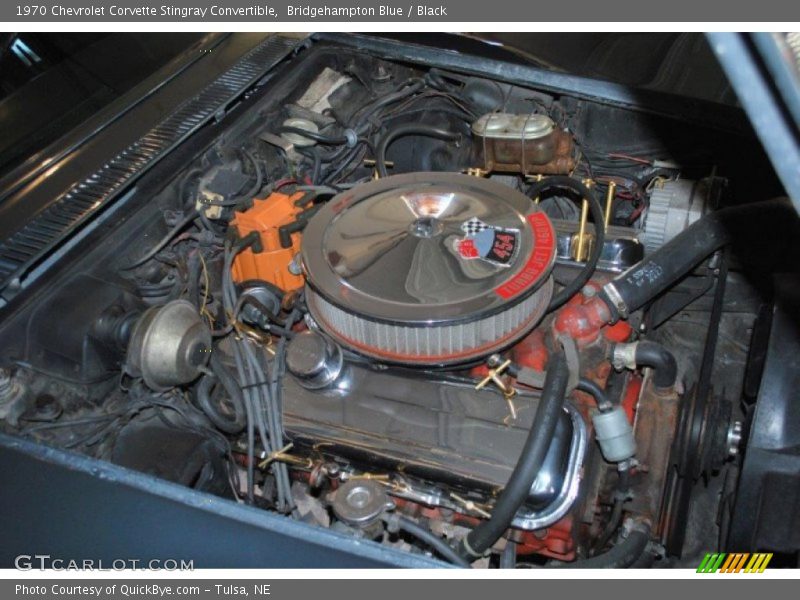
[301,172,556,366]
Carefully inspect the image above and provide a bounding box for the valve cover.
[302,172,556,365]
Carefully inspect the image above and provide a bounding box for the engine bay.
[1,36,798,568]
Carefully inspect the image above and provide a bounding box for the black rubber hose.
[375,124,461,178]
[352,79,425,127]
[195,375,245,435]
[385,516,471,568]
[195,354,247,434]
[458,351,570,560]
[241,149,264,199]
[629,548,656,568]
[556,524,651,569]
[527,176,605,312]
[576,378,612,412]
[121,208,198,270]
[634,341,678,389]
[602,198,795,318]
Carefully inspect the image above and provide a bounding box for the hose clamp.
[602,282,629,319]
[611,342,639,371]
[460,535,487,559]
[623,517,652,537]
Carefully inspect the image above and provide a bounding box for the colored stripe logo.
[696,553,773,573]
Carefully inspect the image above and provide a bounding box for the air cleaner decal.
[494,212,556,300]
[455,217,519,266]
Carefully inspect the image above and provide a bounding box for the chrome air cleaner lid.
[301,172,556,365]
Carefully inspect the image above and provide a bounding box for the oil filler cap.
[286,331,343,389]
[301,172,557,365]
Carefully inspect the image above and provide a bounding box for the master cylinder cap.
[301,172,557,366]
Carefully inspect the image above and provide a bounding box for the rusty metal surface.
[472,129,576,175]
[629,375,681,535]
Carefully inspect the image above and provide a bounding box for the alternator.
[642,179,712,253]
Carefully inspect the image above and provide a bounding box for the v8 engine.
[1,35,798,569]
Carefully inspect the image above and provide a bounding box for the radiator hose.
[601,198,795,319]
[457,350,570,561]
